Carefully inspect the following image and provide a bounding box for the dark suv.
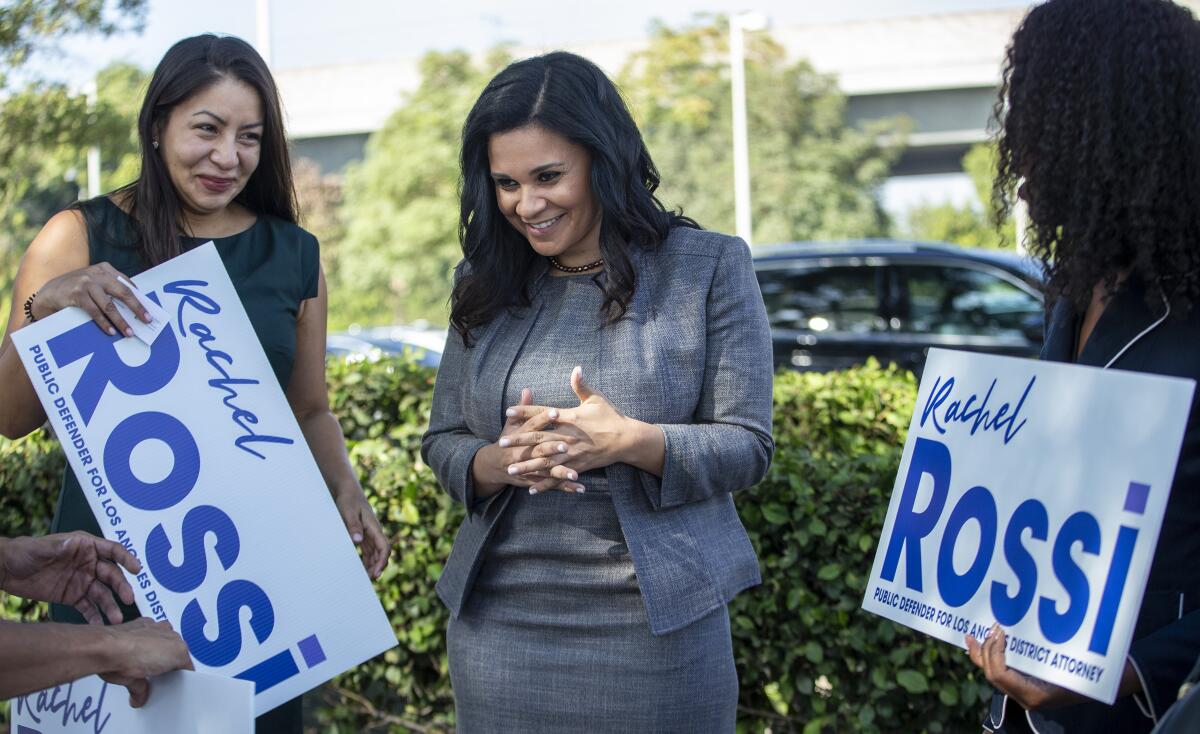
[752,240,1046,373]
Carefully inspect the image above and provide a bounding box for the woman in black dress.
[0,35,389,732]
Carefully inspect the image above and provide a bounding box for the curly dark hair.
[451,51,698,343]
[993,0,1200,314]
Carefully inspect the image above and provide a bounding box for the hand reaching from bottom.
[99,619,194,707]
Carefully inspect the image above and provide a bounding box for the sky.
[34,0,1036,86]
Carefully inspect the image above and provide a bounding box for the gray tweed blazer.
[421,226,775,635]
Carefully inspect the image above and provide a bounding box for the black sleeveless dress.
[48,196,320,733]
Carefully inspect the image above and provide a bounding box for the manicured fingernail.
[124,328,133,337]
[352,533,363,543]
[107,327,117,335]
[528,488,538,495]
[142,312,151,322]
[548,409,558,419]
[575,486,586,493]
[506,408,516,417]
[568,470,578,480]
[499,438,511,447]
[507,466,518,475]
[557,443,566,452]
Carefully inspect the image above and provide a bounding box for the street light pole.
[1014,196,1029,255]
[729,12,767,246]
[256,0,272,66]
[85,79,101,199]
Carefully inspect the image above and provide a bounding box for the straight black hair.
[451,51,697,343]
[113,34,297,265]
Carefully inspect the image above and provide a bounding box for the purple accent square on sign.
[298,634,326,668]
[1124,482,1150,515]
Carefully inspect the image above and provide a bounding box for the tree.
[619,16,907,244]
[0,0,146,89]
[902,142,1015,249]
[331,49,510,328]
[0,63,147,325]
[294,157,346,299]
[0,0,146,324]
[332,16,907,327]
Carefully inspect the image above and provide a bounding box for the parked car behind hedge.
[754,240,1046,374]
[0,357,992,733]
[326,324,447,367]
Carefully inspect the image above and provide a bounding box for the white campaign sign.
[10,671,253,734]
[12,243,396,714]
[862,348,1194,703]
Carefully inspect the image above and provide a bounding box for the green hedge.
[0,358,990,733]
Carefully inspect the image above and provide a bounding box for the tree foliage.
[0,0,146,324]
[0,0,146,89]
[330,50,510,329]
[619,16,907,245]
[330,16,907,328]
[0,63,147,325]
[902,142,1015,250]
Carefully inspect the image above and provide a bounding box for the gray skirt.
[447,478,738,733]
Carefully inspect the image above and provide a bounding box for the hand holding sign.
[11,243,397,715]
[862,349,1195,704]
[965,623,1144,712]
[30,261,153,338]
[99,618,194,707]
[0,531,139,625]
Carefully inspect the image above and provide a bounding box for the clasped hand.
[493,367,630,495]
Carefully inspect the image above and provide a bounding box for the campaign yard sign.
[862,348,1194,703]
[10,671,253,733]
[11,243,396,715]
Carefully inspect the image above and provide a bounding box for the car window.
[756,265,884,333]
[894,265,1042,337]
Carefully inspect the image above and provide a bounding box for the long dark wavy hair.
[451,51,697,342]
[993,0,1200,314]
[108,34,297,266]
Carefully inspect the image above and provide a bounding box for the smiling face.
[487,124,603,268]
[157,76,264,222]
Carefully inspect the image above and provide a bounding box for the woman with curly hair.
[967,1,1200,732]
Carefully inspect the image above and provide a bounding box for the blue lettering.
[1038,511,1101,643]
[919,376,953,435]
[103,412,200,511]
[881,438,952,591]
[46,313,180,426]
[235,650,301,694]
[1089,524,1139,655]
[936,485,997,608]
[991,499,1048,625]
[163,279,221,333]
[145,505,240,594]
[917,374,1034,445]
[166,280,294,460]
[182,579,275,667]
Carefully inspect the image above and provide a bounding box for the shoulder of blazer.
[657,226,749,260]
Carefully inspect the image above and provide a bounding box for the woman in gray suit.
[421,52,774,731]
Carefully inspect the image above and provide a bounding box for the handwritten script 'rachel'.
[919,374,1035,445]
[164,279,295,460]
[14,679,112,734]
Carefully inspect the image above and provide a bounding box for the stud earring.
[152,140,159,149]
